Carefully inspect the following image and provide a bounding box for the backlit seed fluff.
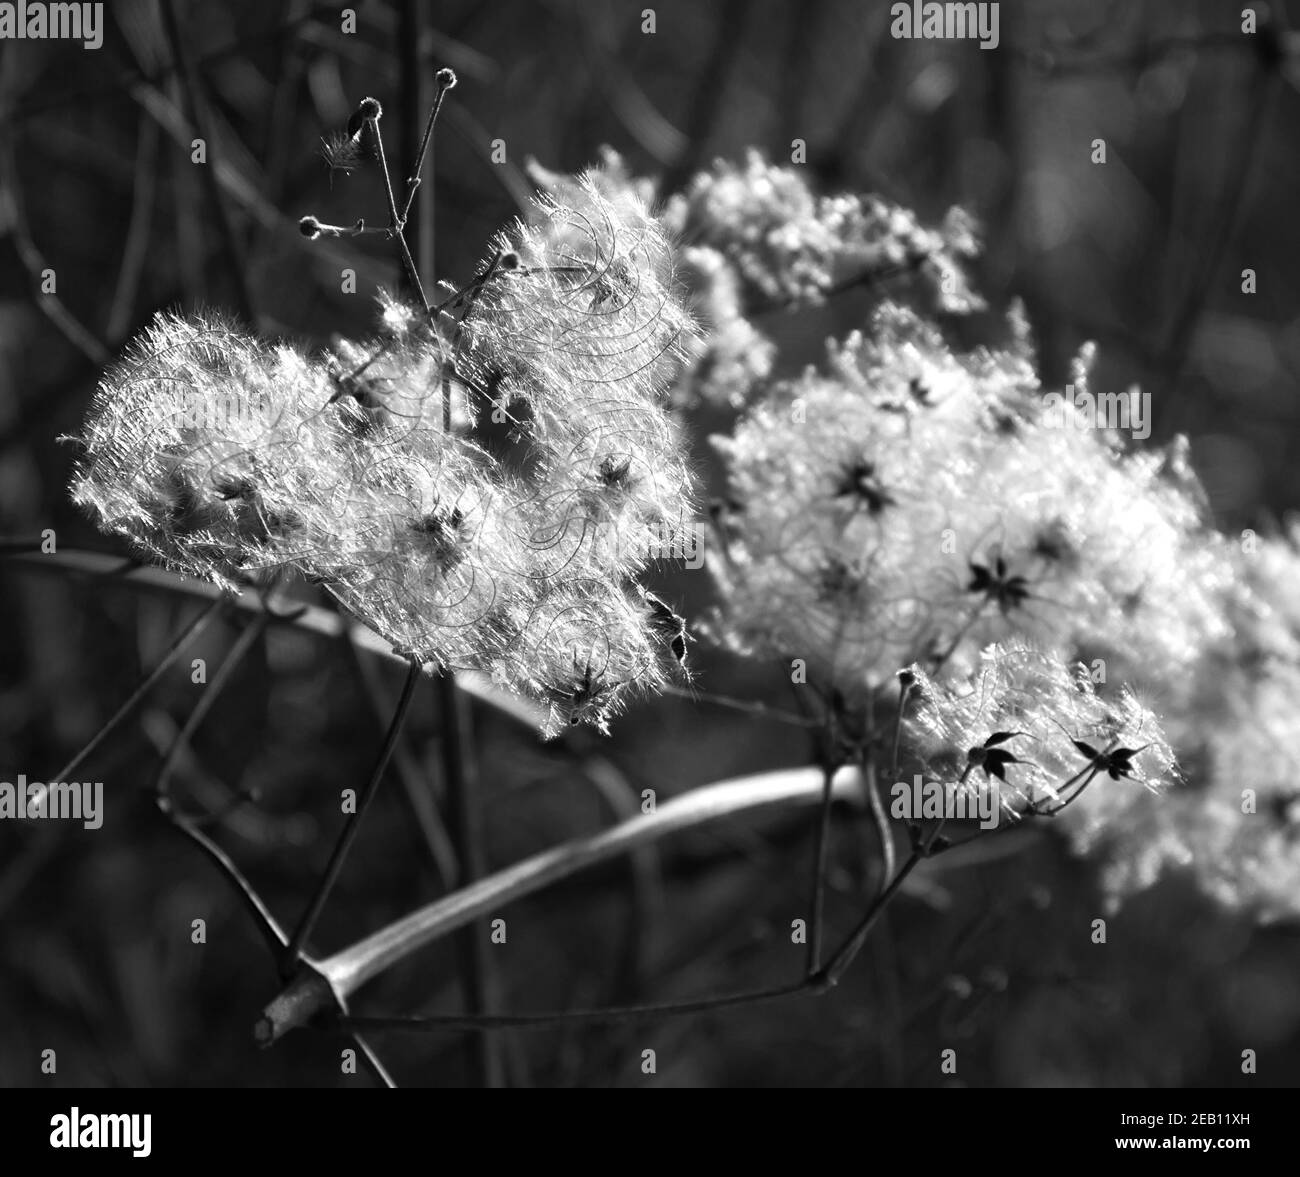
[69,171,698,735]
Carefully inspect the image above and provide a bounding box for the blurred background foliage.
[1,0,1298,1086]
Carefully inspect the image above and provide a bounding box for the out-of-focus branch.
[159,0,256,323]
[3,549,550,731]
[0,128,110,365]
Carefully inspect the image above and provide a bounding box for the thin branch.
[11,9,327,120]
[0,131,110,365]
[817,814,952,990]
[441,249,501,430]
[659,0,749,194]
[282,660,423,968]
[107,111,160,340]
[137,608,288,958]
[658,683,819,727]
[155,612,270,801]
[400,0,436,301]
[350,1030,398,1087]
[443,102,535,216]
[341,625,458,889]
[889,674,914,783]
[340,980,808,1031]
[54,596,223,784]
[400,62,457,227]
[1027,766,1101,818]
[157,796,289,960]
[436,669,503,1087]
[806,759,838,976]
[159,0,256,323]
[3,549,548,730]
[863,748,895,898]
[580,754,666,1001]
[126,78,285,232]
[369,111,429,313]
[817,849,924,990]
[1152,70,1280,433]
[575,10,685,165]
[750,258,926,318]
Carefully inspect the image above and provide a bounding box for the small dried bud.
[348,97,383,138]
[299,215,322,240]
[498,250,520,271]
[436,67,458,90]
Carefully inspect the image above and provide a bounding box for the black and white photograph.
[0,0,1293,1138]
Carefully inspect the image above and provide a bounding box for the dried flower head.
[661,150,983,313]
[902,641,1179,821]
[462,173,698,581]
[69,171,698,736]
[705,303,1228,702]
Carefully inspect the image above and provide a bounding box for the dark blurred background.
[1,0,1298,1087]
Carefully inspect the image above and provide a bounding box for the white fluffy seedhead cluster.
[903,641,1178,822]
[662,153,984,411]
[71,314,349,585]
[662,150,983,315]
[702,251,1299,921]
[528,147,983,411]
[706,302,1228,703]
[673,245,777,410]
[464,178,696,578]
[1076,528,1300,920]
[71,175,696,735]
[523,151,1296,923]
